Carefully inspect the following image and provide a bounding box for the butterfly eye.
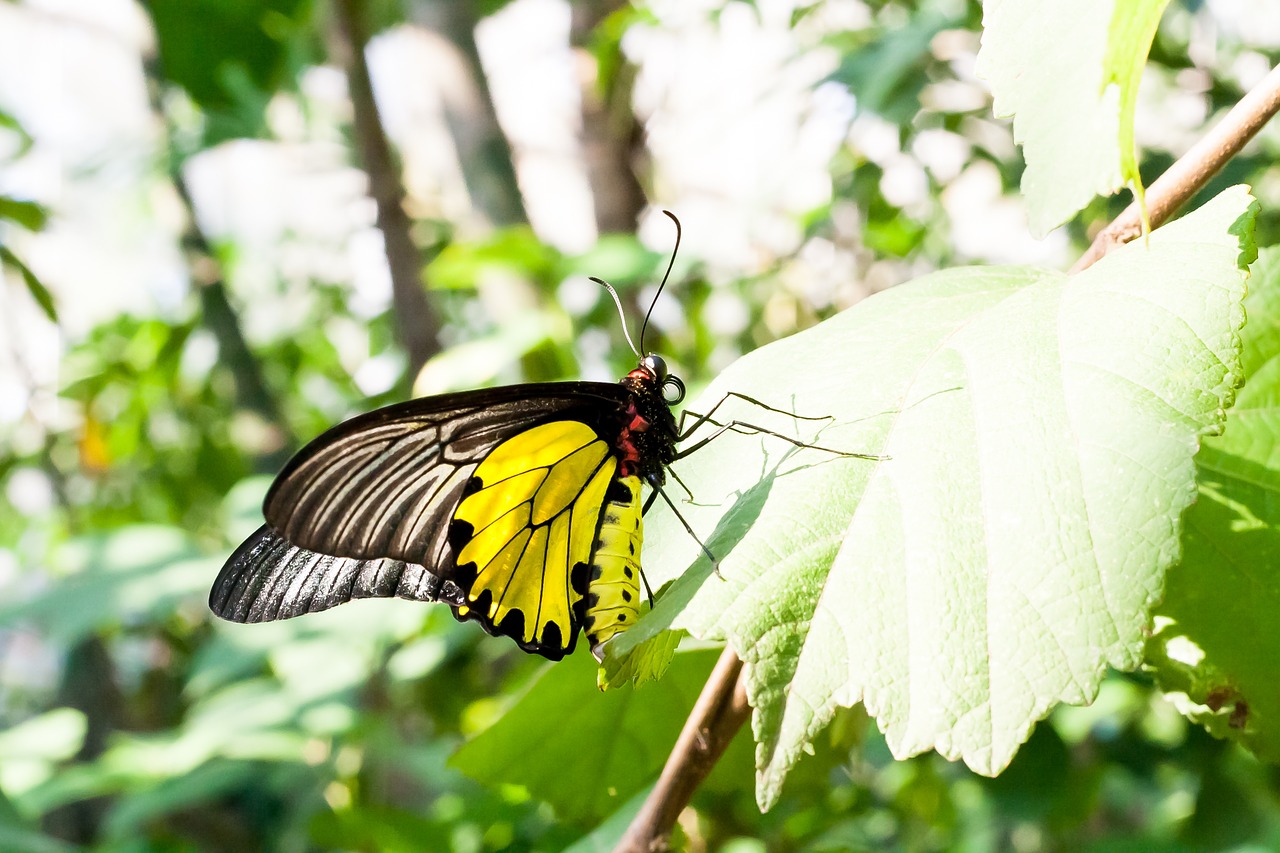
[641,354,668,381]
[662,374,685,404]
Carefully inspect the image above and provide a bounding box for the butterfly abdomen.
[584,475,644,661]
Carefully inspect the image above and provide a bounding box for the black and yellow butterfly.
[209,349,687,661]
[209,216,869,662]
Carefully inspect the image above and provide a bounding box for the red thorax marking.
[616,398,650,478]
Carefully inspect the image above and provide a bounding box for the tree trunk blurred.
[571,0,647,233]
[138,54,296,468]
[333,0,443,378]
[409,0,529,227]
[42,638,122,844]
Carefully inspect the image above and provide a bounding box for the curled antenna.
[640,210,681,355]
[590,276,641,358]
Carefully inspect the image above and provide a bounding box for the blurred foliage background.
[2,0,1280,850]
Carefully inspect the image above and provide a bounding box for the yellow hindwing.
[451,421,615,652]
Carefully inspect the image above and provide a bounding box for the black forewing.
[210,382,628,624]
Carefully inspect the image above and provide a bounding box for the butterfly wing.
[447,419,621,658]
[210,381,630,659]
[210,524,466,622]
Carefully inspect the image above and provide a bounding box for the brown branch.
[616,647,751,853]
[332,0,441,376]
[1072,62,1280,273]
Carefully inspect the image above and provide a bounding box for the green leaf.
[143,0,312,142]
[0,245,57,323]
[0,526,215,643]
[561,785,651,853]
[101,761,262,842]
[1147,244,1280,760]
[977,0,1153,235]
[450,647,724,823]
[425,227,560,290]
[629,186,1254,809]
[1103,0,1171,228]
[597,617,681,690]
[0,709,87,799]
[826,11,952,125]
[0,107,35,157]
[0,822,79,853]
[0,198,48,231]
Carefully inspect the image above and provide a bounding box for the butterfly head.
[637,354,685,405]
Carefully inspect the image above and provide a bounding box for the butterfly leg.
[667,466,696,502]
[676,391,831,439]
[676,417,881,461]
[677,391,884,460]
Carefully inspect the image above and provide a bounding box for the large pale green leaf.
[610,186,1254,809]
[1147,245,1280,760]
[976,0,1169,235]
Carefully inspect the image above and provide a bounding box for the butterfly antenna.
[640,210,681,355]
[590,276,641,358]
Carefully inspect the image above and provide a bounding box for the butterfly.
[209,346,689,662]
[210,211,708,662]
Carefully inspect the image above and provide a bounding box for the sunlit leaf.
[620,186,1254,808]
[977,0,1167,234]
[0,107,35,157]
[561,785,651,853]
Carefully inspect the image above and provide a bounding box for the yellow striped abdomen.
[585,475,643,661]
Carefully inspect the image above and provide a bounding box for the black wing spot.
[622,590,632,602]
[462,475,485,497]
[628,541,635,555]
[462,587,493,620]
[541,621,564,651]
[623,567,633,579]
[496,607,527,642]
[453,558,478,589]
[606,480,632,503]
[617,613,626,622]
[448,519,475,553]
[571,561,590,596]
